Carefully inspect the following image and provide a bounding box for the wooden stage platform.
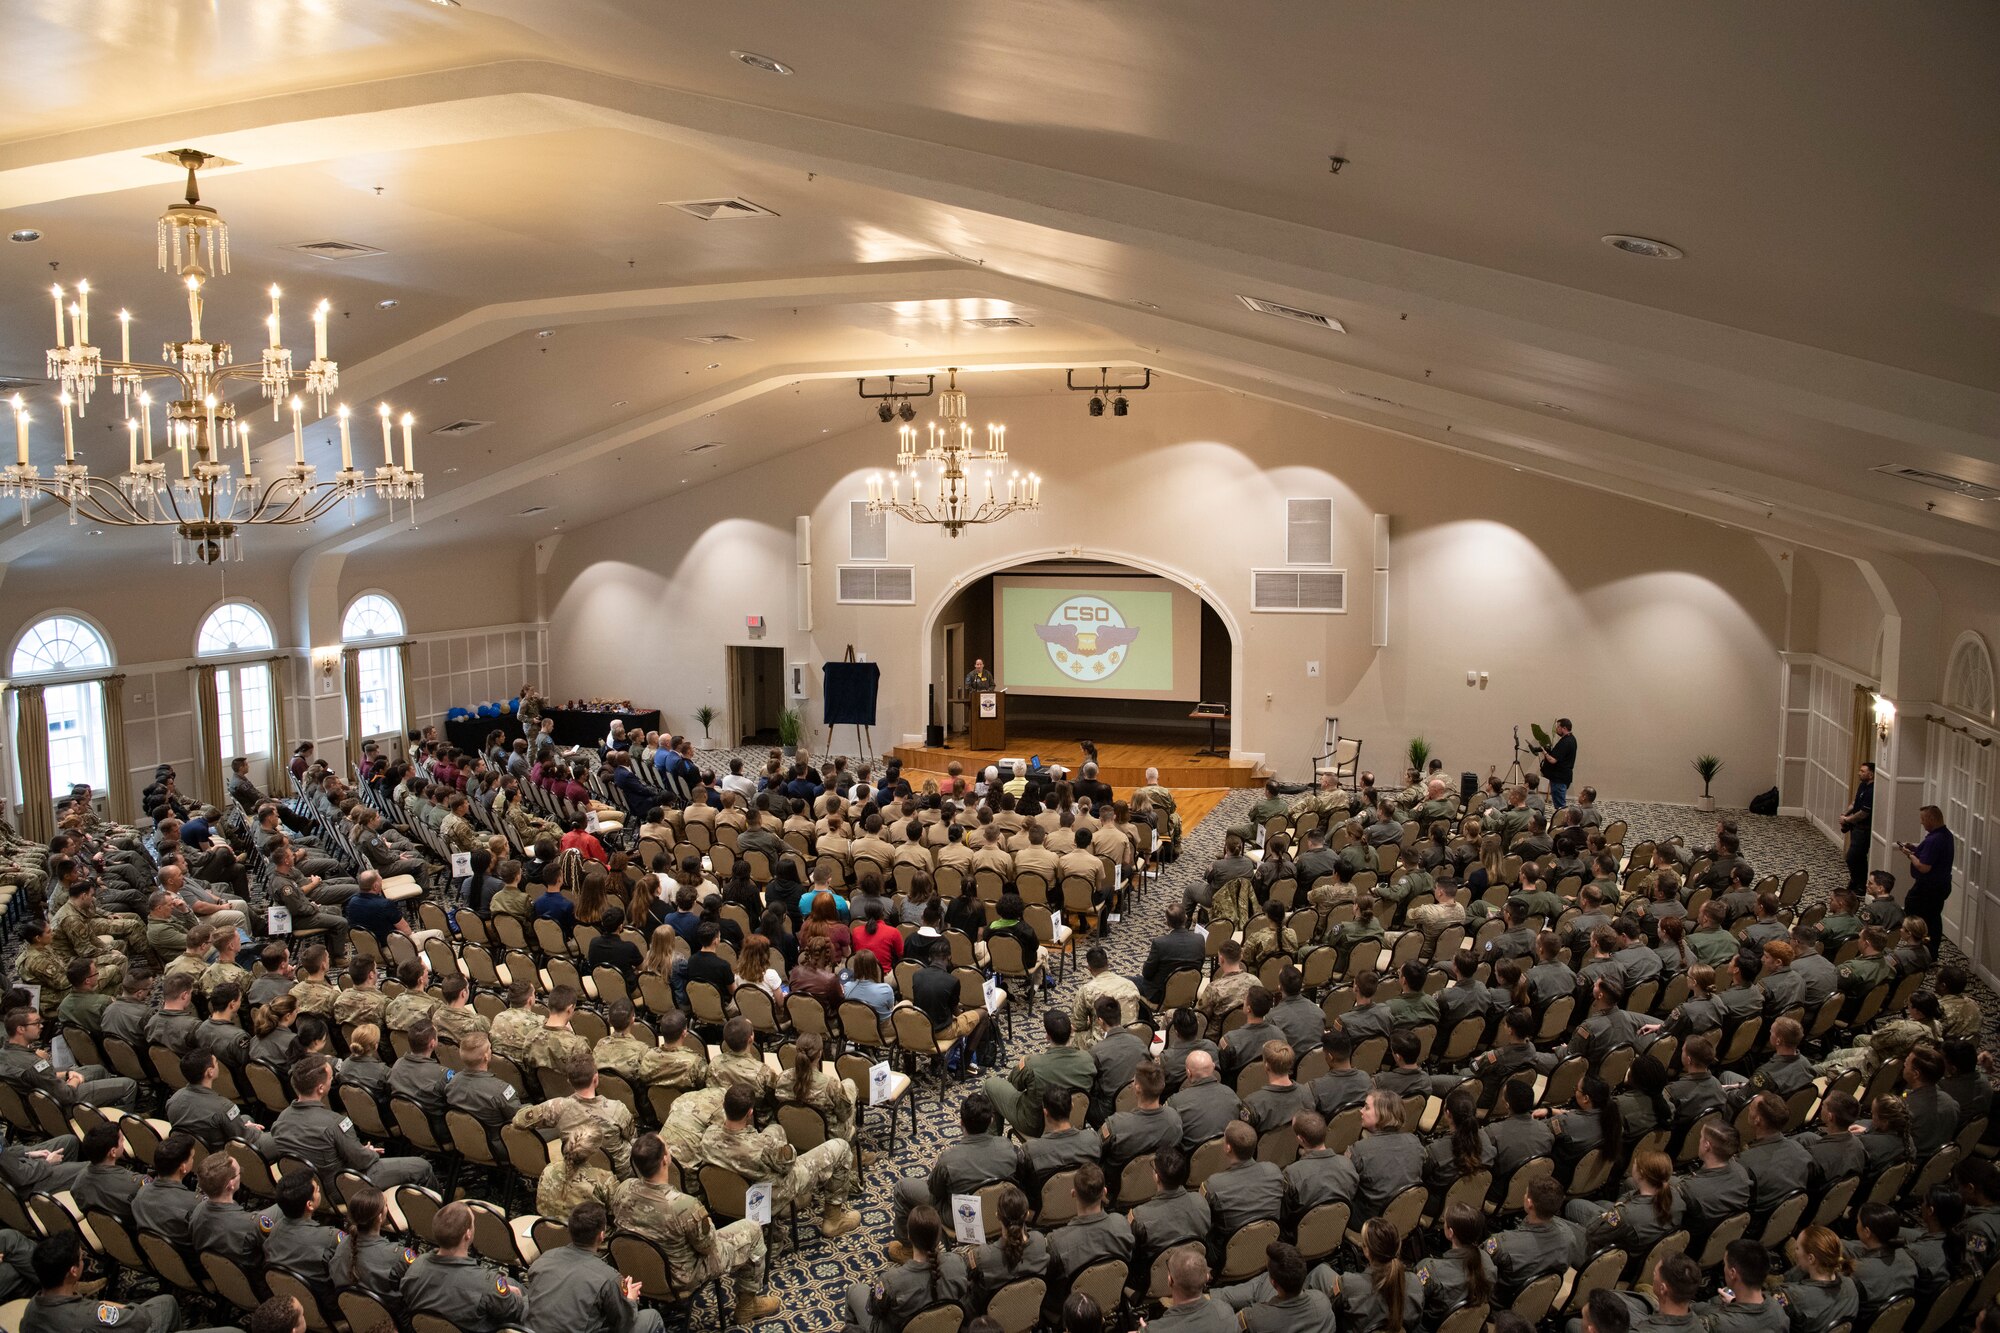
[890,733,1265,792]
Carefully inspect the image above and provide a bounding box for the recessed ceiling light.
[731,50,793,75]
[1131,299,1160,310]
[1600,234,1683,260]
[706,362,721,370]
[443,466,459,474]
[611,400,627,408]
[377,299,398,309]
[429,375,449,384]
[536,329,554,338]
[9,229,41,244]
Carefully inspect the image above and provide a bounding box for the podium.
[970,689,1007,750]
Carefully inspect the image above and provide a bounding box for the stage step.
[890,733,1264,790]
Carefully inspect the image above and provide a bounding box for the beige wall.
[543,391,1790,804]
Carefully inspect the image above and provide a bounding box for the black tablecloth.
[443,708,662,752]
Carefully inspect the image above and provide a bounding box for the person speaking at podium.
[965,658,995,691]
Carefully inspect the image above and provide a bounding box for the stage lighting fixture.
[1112,396,1129,417]
[877,402,895,423]
[1088,396,1105,417]
[898,401,916,422]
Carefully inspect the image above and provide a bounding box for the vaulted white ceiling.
[2,0,1996,581]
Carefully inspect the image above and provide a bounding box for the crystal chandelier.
[864,368,1041,538]
[3,149,422,564]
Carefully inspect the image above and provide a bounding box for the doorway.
[942,622,966,737]
[727,646,787,746]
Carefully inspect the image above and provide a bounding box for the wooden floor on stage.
[891,732,1265,791]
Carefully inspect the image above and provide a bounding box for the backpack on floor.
[1748,787,1779,816]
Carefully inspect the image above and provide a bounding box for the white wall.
[542,391,1790,804]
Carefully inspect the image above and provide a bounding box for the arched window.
[342,594,404,642]
[10,614,113,797]
[196,602,275,657]
[197,603,276,767]
[342,593,405,740]
[1947,632,1996,723]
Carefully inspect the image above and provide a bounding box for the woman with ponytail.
[1849,1203,1917,1324]
[966,1184,1048,1307]
[1858,1093,1915,1177]
[1412,1202,1496,1325]
[328,1186,412,1307]
[850,1203,970,1332]
[775,1032,858,1143]
[1328,1217,1419,1333]
[1781,1225,1860,1329]
[1909,1184,1965,1302]
[1653,913,1690,979]
[1565,1149,1681,1255]
[1549,1075,1623,1177]
[248,994,301,1068]
[1422,1090,1495,1204]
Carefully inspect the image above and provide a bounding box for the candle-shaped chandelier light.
[2,149,422,564]
[864,368,1041,538]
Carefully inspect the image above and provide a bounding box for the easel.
[833,645,875,762]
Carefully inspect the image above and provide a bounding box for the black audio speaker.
[1460,771,1479,804]
[926,724,945,747]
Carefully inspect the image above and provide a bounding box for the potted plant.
[1691,754,1723,812]
[777,707,803,757]
[1407,736,1431,777]
[693,704,716,744]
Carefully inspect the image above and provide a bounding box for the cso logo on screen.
[1034,595,1141,681]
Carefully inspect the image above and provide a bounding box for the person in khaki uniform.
[535,1122,619,1222]
[1071,946,1144,1048]
[935,825,976,876]
[522,987,593,1076]
[485,980,542,1064]
[382,961,441,1034]
[971,827,1015,881]
[331,956,390,1029]
[511,1055,638,1175]
[431,976,489,1044]
[615,1132,779,1319]
[697,1084,861,1237]
[1012,823,1062,882]
[706,1018,774,1101]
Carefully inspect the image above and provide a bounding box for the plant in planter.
[1407,736,1432,776]
[1691,754,1723,811]
[693,704,716,744]
[777,707,803,756]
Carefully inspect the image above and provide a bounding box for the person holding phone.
[1897,804,1954,959]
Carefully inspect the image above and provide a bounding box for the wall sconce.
[1872,693,1896,739]
[313,648,340,694]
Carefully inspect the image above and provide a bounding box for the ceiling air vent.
[0,376,45,393]
[1238,295,1345,332]
[663,198,779,221]
[964,316,1033,328]
[1345,391,1404,408]
[429,420,491,437]
[684,333,749,345]
[516,506,548,516]
[684,442,725,454]
[1871,465,2000,502]
[293,239,385,260]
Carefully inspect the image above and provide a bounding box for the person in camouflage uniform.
[332,956,390,1029]
[287,945,341,1019]
[1070,948,1144,1049]
[521,987,592,1078]
[197,931,250,1000]
[162,923,213,989]
[486,980,542,1065]
[659,1086,728,1161]
[697,1084,861,1237]
[382,961,441,1033]
[13,921,71,1017]
[431,976,488,1044]
[1815,993,1944,1079]
[1196,941,1256,1037]
[615,1132,779,1319]
[47,883,134,989]
[592,1001,677,1088]
[510,1055,636,1174]
[535,1122,619,1223]
[706,1018,773,1102]
[650,1010,711,1093]
[773,1034,857,1142]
